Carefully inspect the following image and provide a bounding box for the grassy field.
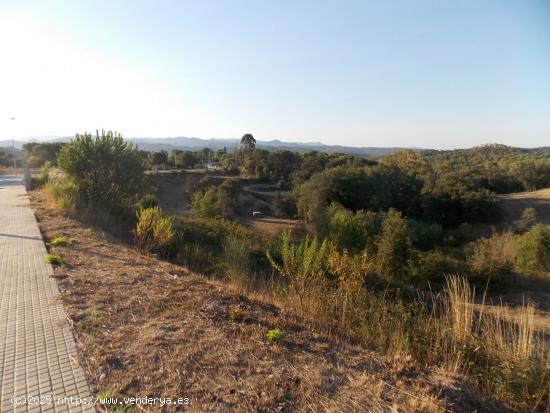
[499,188,550,226]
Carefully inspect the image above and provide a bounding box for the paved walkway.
[0,176,94,412]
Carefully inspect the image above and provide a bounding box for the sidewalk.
[0,176,94,412]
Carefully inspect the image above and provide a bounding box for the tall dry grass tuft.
[440,275,538,363]
[223,235,253,292]
[479,300,536,362]
[443,275,476,344]
[436,275,548,409]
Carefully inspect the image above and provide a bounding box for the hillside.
[30,191,509,413]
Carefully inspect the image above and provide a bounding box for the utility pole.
[10,117,16,169]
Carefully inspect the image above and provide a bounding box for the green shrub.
[326,203,367,252]
[175,242,218,274]
[191,179,240,218]
[137,193,160,210]
[415,250,467,284]
[191,187,223,218]
[516,224,550,272]
[513,207,537,233]
[28,161,52,189]
[409,219,443,250]
[467,232,517,284]
[133,207,174,253]
[57,130,145,211]
[45,254,62,265]
[50,236,77,247]
[267,232,328,313]
[45,179,79,210]
[266,328,282,342]
[375,208,415,282]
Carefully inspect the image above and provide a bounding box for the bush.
[513,207,537,233]
[266,328,282,342]
[45,254,62,265]
[133,207,174,253]
[191,179,241,218]
[137,193,160,210]
[175,242,218,274]
[415,250,467,284]
[409,219,442,250]
[375,208,415,282]
[57,130,145,211]
[191,187,223,218]
[45,179,80,210]
[50,236,77,247]
[326,203,368,252]
[467,232,517,285]
[267,232,328,313]
[28,161,52,190]
[516,224,550,272]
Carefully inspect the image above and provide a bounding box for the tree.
[240,133,256,152]
[516,224,550,272]
[57,130,145,211]
[218,179,241,216]
[151,150,168,165]
[191,187,222,218]
[180,151,197,169]
[23,142,65,167]
[375,208,414,281]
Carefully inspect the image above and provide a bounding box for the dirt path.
[30,191,510,413]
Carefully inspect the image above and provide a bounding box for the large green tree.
[57,130,145,211]
[240,133,256,152]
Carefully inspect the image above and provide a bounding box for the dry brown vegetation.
[30,190,515,412]
[499,189,550,226]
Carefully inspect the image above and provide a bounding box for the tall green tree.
[375,208,415,281]
[57,130,145,211]
[240,133,256,152]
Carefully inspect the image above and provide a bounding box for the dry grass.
[240,217,304,237]
[29,189,511,413]
[499,188,550,226]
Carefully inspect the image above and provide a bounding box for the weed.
[228,305,245,321]
[90,308,103,326]
[96,392,133,412]
[133,206,174,253]
[75,320,86,331]
[45,254,62,265]
[266,328,282,342]
[51,236,77,247]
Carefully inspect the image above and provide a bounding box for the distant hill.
[2,137,548,158]
[0,136,412,157]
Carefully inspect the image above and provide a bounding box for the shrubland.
[32,136,550,411]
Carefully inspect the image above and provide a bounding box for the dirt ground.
[499,188,550,226]
[239,217,304,237]
[31,191,510,413]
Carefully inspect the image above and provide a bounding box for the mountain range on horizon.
[0,136,417,157]
[1,136,548,158]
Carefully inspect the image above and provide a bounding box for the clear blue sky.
[0,0,549,148]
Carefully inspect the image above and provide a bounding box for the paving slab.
[0,176,95,412]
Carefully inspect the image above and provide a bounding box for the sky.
[0,0,549,149]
